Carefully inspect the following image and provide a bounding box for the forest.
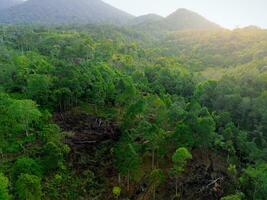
[0,24,267,200]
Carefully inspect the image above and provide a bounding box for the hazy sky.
[103,0,267,29]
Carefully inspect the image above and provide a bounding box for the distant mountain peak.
[164,8,221,31]
[129,8,222,32]
[172,8,193,13]
[167,8,206,19]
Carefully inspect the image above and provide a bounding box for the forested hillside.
[0,24,267,200]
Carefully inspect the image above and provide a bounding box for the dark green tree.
[240,164,267,200]
[12,157,43,179]
[114,135,140,190]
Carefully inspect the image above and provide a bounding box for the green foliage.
[0,93,42,152]
[194,80,217,108]
[41,142,65,172]
[40,124,62,144]
[42,170,101,200]
[171,147,192,197]
[112,186,121,199]
[0,173,11,200]
[221,193,244,200]
[228,164,237,177]
[16,174,42,200]
[1,24,267,200]
[7,99,41,135]
[172,148,192,175]
[26,74,52,105]
[149,169,165,187]
[114,135,140,176]
[172,123,194,147]
[12,157,43,179]
[240,164,267,200]
[149,169,165,200]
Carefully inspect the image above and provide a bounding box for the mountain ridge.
[0,0,23,10]
[0,1,222,31]
[0,0,134,24]
[164,8,221,30]
[130,14,164,25]
[129,8,222,32]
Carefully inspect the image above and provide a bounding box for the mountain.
[130,8,222,32]
[164,8,221,30]
[130,14,164,25]
[0,0,134,24]
[0,2,222,31]
[129,14,164,33]
[0,0,23,10]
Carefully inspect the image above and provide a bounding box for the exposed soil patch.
[54,110,233,200]
[157,149,234,200]
[54,110,120,172]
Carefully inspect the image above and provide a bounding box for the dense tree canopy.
[0,24,266,199]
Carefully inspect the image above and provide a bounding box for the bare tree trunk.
[25,119,29,136]
[175,177,178,197]
[0,150,3,159]
[152,149,155,169]
[127,170,130,191]
[253,183,259,200]
[118,173,121,185]
[156,149,159,168]
[180,184,183,200]
[153,185,156,200]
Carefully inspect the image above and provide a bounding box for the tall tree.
[171,147,192,197]
[7,99,41,136]
[114,135,140,190]
[149,169,165,200]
